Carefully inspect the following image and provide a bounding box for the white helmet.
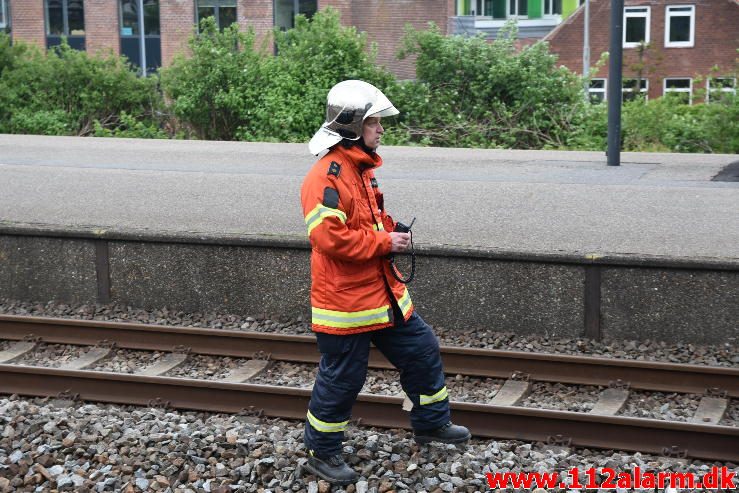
[308,80,399,155]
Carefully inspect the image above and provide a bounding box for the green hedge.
[0,12,736,153]
[0,35,163,137]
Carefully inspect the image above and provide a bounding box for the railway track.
[0,314,737,462]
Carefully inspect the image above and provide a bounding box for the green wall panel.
[493,0,506,18]
[563,0,578,18]
[528,0,542,18]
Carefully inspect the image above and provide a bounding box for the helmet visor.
[367,105,399,118]
[365,91,399,119]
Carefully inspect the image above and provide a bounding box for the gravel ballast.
[621,391,701,422]
[0,395,736,493]
[1,299,736,368]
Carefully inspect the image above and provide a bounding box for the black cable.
[390,230,415,284]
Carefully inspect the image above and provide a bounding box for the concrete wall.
[2,230,737,344]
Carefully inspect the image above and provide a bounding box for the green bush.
[1,20,736,153]
[393,22,586,149]
[93,111,169,139]
[0,32,28,78]
[160,17,264,141]
[622,94,738,153]
[0,39,162,136]
[161,9,395,143]
[244,8,396,142]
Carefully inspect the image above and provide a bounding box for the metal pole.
[138,0,147,77]
[606,0,623,166]
[583,0,590,102]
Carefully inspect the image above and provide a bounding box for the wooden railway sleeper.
[147,397,171,409]
[662,445,688,459]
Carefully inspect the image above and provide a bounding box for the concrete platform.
[1,135,737,343]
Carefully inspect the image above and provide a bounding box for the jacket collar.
[333,143,383,171]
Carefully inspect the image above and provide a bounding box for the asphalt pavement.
[1,134,737,260]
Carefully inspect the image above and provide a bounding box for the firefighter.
[300,80,470,485]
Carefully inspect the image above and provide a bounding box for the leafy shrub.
[393,22,586,149]
[160,17,264,141]
[244,8,396,142]
[161,9,395,143]
[622,94,738,153]
[0,40,162,136]
[0,32,28,78]
[93,111,169,139]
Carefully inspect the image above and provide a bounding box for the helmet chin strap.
[340,138,377,155]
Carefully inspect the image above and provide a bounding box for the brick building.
[0,0,455,79]
[1,0,595,79]
[544,0,739,102]
[1,0,736,89]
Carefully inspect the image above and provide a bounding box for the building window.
[0,0,7,30]
[623,6,649,48]
[589,79,606,103]
[663,78,692,104]
[45,0,85,36]
[544,0,562,16]
[665,5,694,48]
[462,0,506,18]
[119,0,161,74]
[120,0,160,36]
[707,77,736,103]
[622,78,648,101]
[275,0,317,30]
[509,0,528,17]
[197,0,236,31]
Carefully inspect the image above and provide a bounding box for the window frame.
[0,0,7,29]
[45,0,85,37]
[706,77,736,102]
[588,78,607,103]
[622,78,649,101]
[196,0,237,31]
[543,0,562,17]
[119,0,160,37]
[664,4,695,48]
[508,0,528,18]
[623,6,650,48]
[663,77,692,104]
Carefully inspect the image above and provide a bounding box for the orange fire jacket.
[300,144,414,335]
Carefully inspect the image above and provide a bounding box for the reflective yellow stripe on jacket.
[304,204,347,235]
[307,410,348,433]
[312,306,391,329]
[420,386,449,405]
[398,287,413,317]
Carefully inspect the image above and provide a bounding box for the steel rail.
[0,363,736,462]
[1,315,737,397]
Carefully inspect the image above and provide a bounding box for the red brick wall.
[239,0,273,51]
[161,0,195,66]
[546,0,739,100]
[11,0,45,48]
[84,0,120,57]
[321,0,353,25]
[347,0,455,80]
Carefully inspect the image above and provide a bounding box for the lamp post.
[606,0,624,166]
[138,0,147,77]
[583,0,590,102]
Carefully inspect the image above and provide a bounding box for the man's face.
[362,117,384,151]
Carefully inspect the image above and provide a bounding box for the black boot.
[414,422,471,445]
[304,454,358,485]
